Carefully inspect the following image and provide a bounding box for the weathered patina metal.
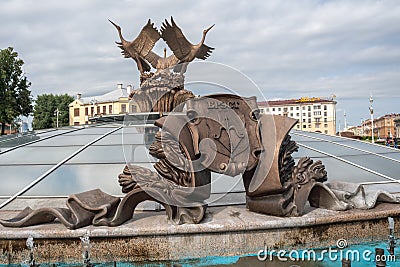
[110,17,215,114]
[109,19,160,75]
[2,18,394,230]
[161,17,214,73]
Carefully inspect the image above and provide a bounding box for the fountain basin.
[0,202,399,265]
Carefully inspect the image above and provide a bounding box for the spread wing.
[145,51,179,69]
[144,51,161,68]
[196,44,214,60]
[129,19,160,58]
[160,17,192,60]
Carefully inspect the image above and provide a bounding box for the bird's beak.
[108,19,120,30]
[205,24,215,33]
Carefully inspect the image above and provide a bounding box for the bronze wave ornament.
[1,19,399,229]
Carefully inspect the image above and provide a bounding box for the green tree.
[33,93,74,129]
[0,47,33,135]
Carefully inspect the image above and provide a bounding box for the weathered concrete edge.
[0,214,397,264]
[0,203,399,239]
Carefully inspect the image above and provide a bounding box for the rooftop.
[258,97,336,106]
[74,84,133,105]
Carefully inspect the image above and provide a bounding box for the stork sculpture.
[109,19,160,75]
[145,48,179,72]
[161,17,215,73]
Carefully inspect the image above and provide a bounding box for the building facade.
[258,97,337,135]
[395,115,400,138]
[363,114,399,140]
[345,125,363,136]
[69,84,138,126]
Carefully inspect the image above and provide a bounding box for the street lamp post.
[54,108,61,128]
[369,96,374,144]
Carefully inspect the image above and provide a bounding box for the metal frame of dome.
[1,124,399,209]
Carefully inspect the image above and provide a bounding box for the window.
[303,113,306,117]
[131,105,137,113]
[302,106,305,110]
[324,118,327,122]
[297,125,300,128]
[302,119,306,123]
[324,105,327,110]
[121,104,126,113]
[308,106,311,111]
[303,125,306,128]
[296,107,299,110]
[290,113,293,117]
[260,109,264,114]
[103,106,106,114]
[85,107,88,116]
[109,105,112,114]
[74,122,80,126]
[91,107,94,115]
[272,108,275,111]
[74,108,80,117]
[315,124,320,128]
[324,130,328,134]
[308,118,311,123]
[324,112,327,116]
[296,113,299,116]
[266,108,269,112]
[324,124,328,128]
[97,106,100,115]
[290,107,293,110]
[315,118,320,122]
[308,112,311,117]
[314,111,321,116]
[278,108,281,111]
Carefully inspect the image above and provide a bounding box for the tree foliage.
[33,94,74,129]
[0,47,33,135]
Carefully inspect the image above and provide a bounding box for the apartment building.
[258,97,337,135]
[363,114,399,139]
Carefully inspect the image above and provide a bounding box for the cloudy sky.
[1,0,399,128]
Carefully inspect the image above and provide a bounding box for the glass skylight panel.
[0,146,78,165]
[340,154,400,180]
[94,133,147,146]
[297,141,369,157]
[22,163,154,196]
[62,127,117,135]
[310,156,390,183]
[27,134,103,147]
[0,135,41,149]
[0,165,50,196]
[67,145,126,164]
[334,140,400,155]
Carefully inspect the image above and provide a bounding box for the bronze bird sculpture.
[145,48,179,72]
[109,19,160,74]
[161,17,214,73]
